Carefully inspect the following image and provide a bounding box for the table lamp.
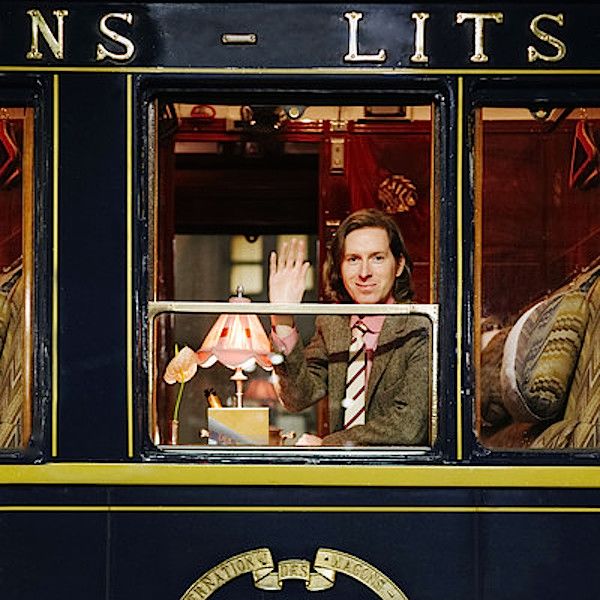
[196,287,282,408]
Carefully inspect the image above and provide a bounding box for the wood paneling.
[0,121,23,269]
[482,120,600,318]
[320,122,432,302]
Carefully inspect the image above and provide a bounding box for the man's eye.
[347,256,358,263]
[373,255,385,262]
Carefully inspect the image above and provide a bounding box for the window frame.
[135,75,451,464]
[467,78,600,462]
[0,78,51,462]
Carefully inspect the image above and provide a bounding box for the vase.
[167,419,179,445]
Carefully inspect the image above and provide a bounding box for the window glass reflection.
[477,107,600,450]
[150,101,436,450]
[0,107,33,450]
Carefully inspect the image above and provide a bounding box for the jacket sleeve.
[273,316,329,412]
[321,324,431,446]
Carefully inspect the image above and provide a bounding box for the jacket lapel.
[324,315,351,408]
[366,315,408,404]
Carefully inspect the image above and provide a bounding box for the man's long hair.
[322,209,414,303]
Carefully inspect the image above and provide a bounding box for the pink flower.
[163,346,198,385]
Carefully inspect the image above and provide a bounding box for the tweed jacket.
[274,313,431,446]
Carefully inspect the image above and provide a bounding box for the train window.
[475,107,600,450]
[147,101,439,453]
[0,107,34,450]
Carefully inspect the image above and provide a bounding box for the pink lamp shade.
[196,294,282,372]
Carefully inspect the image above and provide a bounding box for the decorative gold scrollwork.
[180,547,409,599]
[252,556,335,591]
[378,174,418,214]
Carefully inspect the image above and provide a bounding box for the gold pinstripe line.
[126,75,134,457]
[2,505,600,513]
[456,77,464,460]
[51,74,59,457]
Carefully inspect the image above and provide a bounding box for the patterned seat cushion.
[500,302,544,421]
[532,276,600,448]
[480,326,511,427]
[501,290,589,422]
[0,272,24,448]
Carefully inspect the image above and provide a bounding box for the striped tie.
[343,320,368,429]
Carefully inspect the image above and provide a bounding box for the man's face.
[340,227,405,304]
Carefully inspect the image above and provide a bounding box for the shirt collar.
[350,296,394,334]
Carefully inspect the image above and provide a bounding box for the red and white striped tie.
[343,321,368,429]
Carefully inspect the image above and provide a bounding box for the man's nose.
[359,261,372,278]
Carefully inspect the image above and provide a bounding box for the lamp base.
[230,367,248,408]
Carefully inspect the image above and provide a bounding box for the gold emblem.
[378,174,418,214]
[180,547,409,599]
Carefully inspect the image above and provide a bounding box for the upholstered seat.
[0,267,24,448]
[481,265,600,449]
[531,275,600,448]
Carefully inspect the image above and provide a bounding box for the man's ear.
[395,256,406,277]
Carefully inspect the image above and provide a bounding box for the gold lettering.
[256,550,270,565]
[527,13,566,63]
[222,563,235,578]
[455,12,504,63]
[358,565,382,591]
[183,549,275,600]
[343,11,386,63]
[185,589,205,600]
[189,587,207,600]
[26,9,68,60]
[96,13,135,61]
[278,560,310,580]
[213,570,225,584]
[410,12,430,63]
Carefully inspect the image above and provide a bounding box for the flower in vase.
[163,345,199,424]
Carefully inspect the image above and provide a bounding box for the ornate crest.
[180,547,409,599]
[377,174,418,214]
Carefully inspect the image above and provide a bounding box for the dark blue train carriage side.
[0,3,600,599]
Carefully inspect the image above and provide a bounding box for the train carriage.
[1,2,600,599]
